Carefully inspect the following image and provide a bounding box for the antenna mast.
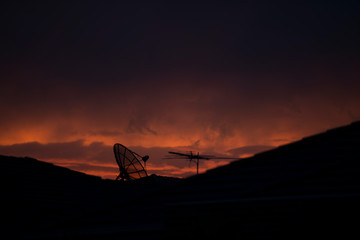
[167,151,239,175]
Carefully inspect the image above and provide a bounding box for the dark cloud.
[88,130,122,137]
[1,1,360,177]
[2,1,360,80]
[126,118,158,135]
[0,140,86,159]
[0,72,359,149]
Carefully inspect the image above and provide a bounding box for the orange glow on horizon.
[0,108,358,178]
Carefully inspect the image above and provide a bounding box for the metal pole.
[196,159,199,175]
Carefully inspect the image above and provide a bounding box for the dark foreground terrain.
[3,121,360,239]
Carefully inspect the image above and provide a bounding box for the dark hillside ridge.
[3,121,360,239]
[1,155,181,239]
[156,121,360,239]
[78,121,360,239]
[2,155,101,181]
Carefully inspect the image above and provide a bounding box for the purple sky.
[1,1,359,178]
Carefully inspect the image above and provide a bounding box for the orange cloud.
[1,70,359,178]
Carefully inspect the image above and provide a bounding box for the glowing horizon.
[1,1,359,178]
[0,120,357,179]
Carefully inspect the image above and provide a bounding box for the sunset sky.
[1,1,360,178]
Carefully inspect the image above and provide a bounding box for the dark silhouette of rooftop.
[1,155,180,239]
[3,121,360,239]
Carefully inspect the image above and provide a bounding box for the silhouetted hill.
[4,121,360,239]
[1,155,181,239]
[152,121,360,239]
[2,155,101,182]
[54,121,359,240]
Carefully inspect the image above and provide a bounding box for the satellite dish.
[113,143,148,181]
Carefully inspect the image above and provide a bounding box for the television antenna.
[113,143,149,181]
[166,151,238,175]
